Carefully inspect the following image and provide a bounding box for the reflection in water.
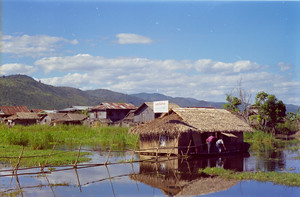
[130,154,246,196]
[245,148,300,173]
[0,148,299,196]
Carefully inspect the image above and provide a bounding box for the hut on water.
[130,108,253,155]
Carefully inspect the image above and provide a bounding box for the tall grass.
[244,129,300,155]
[0,124,139,150]
[244,130,279,152]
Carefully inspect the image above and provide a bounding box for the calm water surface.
[1,145,299,196]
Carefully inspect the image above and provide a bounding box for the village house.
[40,113,87,126]
[133,102,180,124]
[130,108,253,156]
[0,106,30,123]
[5,112,40,126]
[89,103,137,124]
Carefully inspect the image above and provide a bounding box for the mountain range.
[0,75,299,113]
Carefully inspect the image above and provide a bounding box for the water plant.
[199,167,300,187]
[0,124,138,167]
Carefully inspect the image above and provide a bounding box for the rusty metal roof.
[92,103,137,110]
[0,106,30,116]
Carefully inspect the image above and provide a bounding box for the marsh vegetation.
[0,124,138,167]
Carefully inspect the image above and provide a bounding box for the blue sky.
[1,0,300,105]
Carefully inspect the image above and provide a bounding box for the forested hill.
[0,75,298,113]
[0,75,144,109]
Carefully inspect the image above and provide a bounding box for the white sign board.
[153,100,169,113]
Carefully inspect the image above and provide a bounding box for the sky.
[1,0,300,105]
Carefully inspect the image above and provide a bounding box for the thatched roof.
[45,113,87,122]
[130,108,253,136]
[6,112,40,120]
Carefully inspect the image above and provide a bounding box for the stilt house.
[130,108,253,155]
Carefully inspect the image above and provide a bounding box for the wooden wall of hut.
[140,135,179,155]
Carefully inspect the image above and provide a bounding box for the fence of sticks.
[0,133,194,197]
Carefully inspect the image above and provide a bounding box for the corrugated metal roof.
[0,106,30,116]
[92,103,137,110]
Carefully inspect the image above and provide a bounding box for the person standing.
[206,135,216,153]
[216,138,226,153]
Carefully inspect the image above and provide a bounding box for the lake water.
[0,145,299,196]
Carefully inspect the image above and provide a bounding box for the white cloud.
[40,73,89,88]
[195,59,260,74]
[277,62,292,72]
[116,33,153,44]
[2,34,78,57]
[34,54,300,105]
[0,63,38,75]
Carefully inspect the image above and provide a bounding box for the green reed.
[0,124,139,150]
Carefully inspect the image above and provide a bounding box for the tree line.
[223,83,300,135]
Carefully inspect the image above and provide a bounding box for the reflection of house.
[40,113,87,126]
[130,156,240,196]
[130,108,253,155]
[89,103,137,124]
[5,112,40,126]
[133,102,180,124]
[0,106,30,122]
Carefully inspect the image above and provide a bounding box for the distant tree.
[253,91,286,133]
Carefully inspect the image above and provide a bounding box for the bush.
[275,120,298,135]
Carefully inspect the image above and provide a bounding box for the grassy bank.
[199,167,300,187]
[0,124,139,167]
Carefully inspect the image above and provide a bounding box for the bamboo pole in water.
[105,165,116,197]
[45,174,56,197]
[74,144,82,168]
[74,168,82,192]
[131,137,139,163]
[14,146,24,175]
